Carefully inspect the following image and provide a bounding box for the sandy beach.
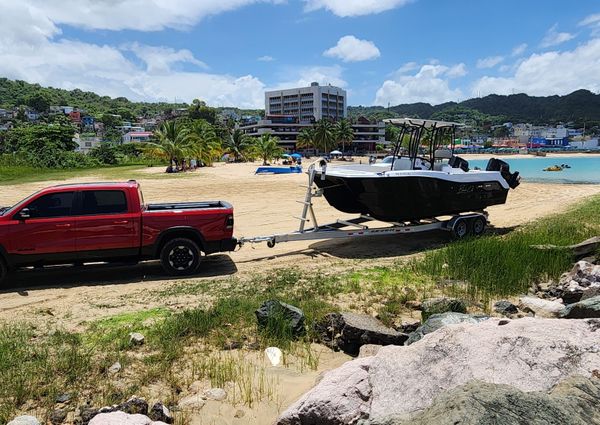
[1,161,599,424]
[462,152,600,160]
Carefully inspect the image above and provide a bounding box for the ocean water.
[468,156,600,184]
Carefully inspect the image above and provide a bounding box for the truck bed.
[146,201,232,211]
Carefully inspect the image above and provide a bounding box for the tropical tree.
[145,120,187,170]
[296,127,316,150]
[183,120,222,166]
[313,119,335,154]
[333,119,354,154]
[252,134,283,165]
[224,128,253,162]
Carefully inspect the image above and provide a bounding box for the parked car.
[0,180,237,284]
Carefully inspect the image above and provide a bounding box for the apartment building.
[265,82,346,123]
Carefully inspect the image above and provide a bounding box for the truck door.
[9,191,76,262]
[74,189,139,259]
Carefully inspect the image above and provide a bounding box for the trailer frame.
[238,162,489,248]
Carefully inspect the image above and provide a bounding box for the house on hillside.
[123,131,153,143]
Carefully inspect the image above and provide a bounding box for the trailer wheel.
[160,238,202,276]
[267,240,276,248]
[471,216,487,237]
[451,218,469,239]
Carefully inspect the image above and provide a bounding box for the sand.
[1,161,599,424]
[1,161,600,327]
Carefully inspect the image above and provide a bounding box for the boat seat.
[448,155,469,172]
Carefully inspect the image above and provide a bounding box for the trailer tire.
[471,216,487,237]
[160,238,203,276]
[451,218,469,239]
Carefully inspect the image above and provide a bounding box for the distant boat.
[543,165,563,172]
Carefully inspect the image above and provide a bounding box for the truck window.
[80,190,128,215]
[26,192,75,218]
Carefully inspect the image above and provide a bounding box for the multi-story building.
[241,84,385,152]
[265,82,346,123]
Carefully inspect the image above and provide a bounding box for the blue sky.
[1,0,600,108]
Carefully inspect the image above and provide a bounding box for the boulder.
[315,312,408,356]
[49,409,67,425]
[582,286,600,301]
[255,300,305,336]
[203,388,227,401]
[277,357,372,425]
[7,416,41,425]
[368,375,600,425]
[88,412,168,425]
[276,318,600,424]
[177,394,205,411]
[129,333,145,346]
[148,404,173,424]
[420,297,466,321]
[561,295,600,319]
[358,344,382,358]
[119,396,148,415]
[405,312,487,345]
[492,300,518,316]
[393,320,420,334]
[518,296,565,318]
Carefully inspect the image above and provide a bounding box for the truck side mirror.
[17,208,30,220]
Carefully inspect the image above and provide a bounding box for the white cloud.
[511,43,528,57]
[304,0,412,17]
[0,2,265,108]
[374,63,464,106]
[270,65,347,91]
[122,43,208,74]
[323,35,381,62]
[257,55,275,62]
[396,62,419,74]
[476,55,504,69]
[540,24,575,48]
[472,38,600,98]
[15,0,283,31]
[580,13,600,36]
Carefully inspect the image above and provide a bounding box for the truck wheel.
[451,217,469,239]
[0,258,7,287]
[160,238,203,276]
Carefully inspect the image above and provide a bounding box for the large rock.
[420,297,466,321]
[544,260,600,303]
[255,300,305,336]
[368,375,600,425]
[519,296,565,318]
[88,412,168,425]
[276,318,600,424]
[7,416,41,425]
[492,300,518,316]
[148,403,173,424]
[561,295,600,318]
[405,312,487,345]
[277,357,372,425]
[315,312,408,355]
[119,396,148,415]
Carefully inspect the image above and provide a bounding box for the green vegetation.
[349,89,600,128]
[252,134,283,165]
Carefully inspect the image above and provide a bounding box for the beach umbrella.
[291,153,302,159]
[330,150,342,155]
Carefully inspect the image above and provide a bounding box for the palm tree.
[224,129,252,162]
[313,120,335,154]
[297,128,316,150]
[145,121,187,170]
[334,119,354,155]
[252,134,283,165]
[183,120,222,167]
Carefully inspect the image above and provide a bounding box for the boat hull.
[313,173,509,221]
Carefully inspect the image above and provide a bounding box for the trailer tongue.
[238,162,489,249]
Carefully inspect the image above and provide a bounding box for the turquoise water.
[468,156,600,184]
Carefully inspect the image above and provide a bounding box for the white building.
[265,82,346,123]
[123,131,153,143]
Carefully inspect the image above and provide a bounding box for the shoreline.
[461,152,600,160]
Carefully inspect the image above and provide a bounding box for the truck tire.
[0,258,7,287]
[160,238,203,276]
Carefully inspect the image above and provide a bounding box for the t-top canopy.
[383,118,463,129]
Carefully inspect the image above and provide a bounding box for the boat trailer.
[238,162,489,248]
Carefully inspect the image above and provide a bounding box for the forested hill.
[348,90,600,126]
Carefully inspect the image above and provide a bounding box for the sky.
[1,0,600,108]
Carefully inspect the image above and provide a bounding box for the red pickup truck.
[0,180,237,284]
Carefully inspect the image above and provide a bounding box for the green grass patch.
[412,195,600,303]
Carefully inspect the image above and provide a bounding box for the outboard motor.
[448,155,470,172]
[486,158,520,189]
